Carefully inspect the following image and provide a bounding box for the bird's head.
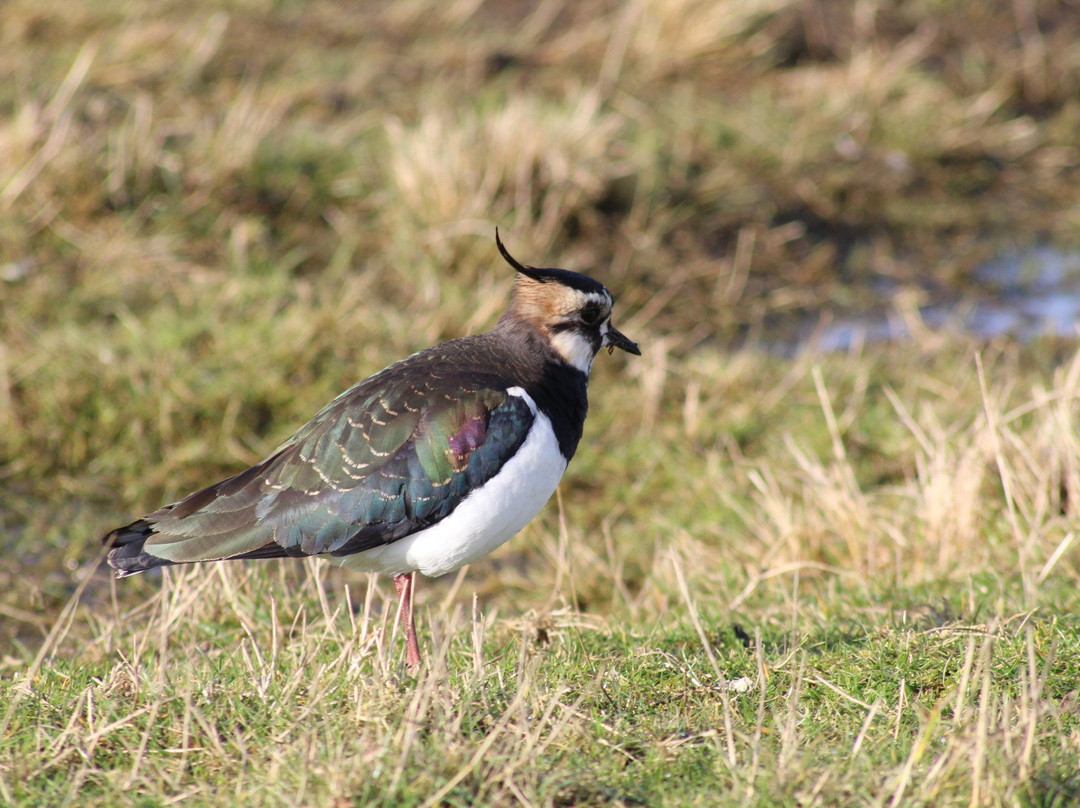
[495,231,640,374]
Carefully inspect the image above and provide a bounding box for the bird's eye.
[580,305,605,326]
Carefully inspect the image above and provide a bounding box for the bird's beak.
[605,324,641,356]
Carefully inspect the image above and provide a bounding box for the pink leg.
[393,572,421,669]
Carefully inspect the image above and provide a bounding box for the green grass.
[4,0,1080,805]
[4,556,1080,806]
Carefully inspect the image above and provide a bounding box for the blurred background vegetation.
[3,0,1080,639]
[6,3,1080,804]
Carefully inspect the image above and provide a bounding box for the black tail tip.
[102,520,174,577]
[106,548,173,577]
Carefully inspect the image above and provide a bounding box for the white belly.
[336,388,567,578]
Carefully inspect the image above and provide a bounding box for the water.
[779,246,1080,354]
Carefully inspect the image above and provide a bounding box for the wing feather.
[129,370,535,567]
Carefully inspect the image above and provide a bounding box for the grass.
[4,0,1080,805]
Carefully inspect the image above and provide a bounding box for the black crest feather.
[495,228,530,274]
[494,230,608,296]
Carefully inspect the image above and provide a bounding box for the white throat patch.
[550,329,598,374]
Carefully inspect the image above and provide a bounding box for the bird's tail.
[101,520,177,577]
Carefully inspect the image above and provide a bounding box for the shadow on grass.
[1021,770,1080,808]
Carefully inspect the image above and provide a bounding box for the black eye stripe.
[550,320,581,334]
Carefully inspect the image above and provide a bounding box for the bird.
[101,232,640,668]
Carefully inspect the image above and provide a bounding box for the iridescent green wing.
[139,369,535,563]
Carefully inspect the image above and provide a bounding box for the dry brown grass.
[3,0,1080,804]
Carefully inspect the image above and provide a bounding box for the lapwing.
[102,232,640,668]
